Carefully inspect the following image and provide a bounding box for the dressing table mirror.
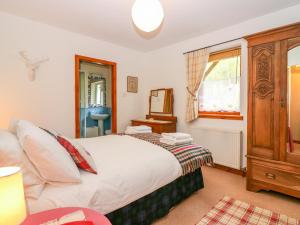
[149,89,173,116]
[132,88,177,133]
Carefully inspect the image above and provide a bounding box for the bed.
[26,133,212,224]
[0,120,212,225]
[28,135,182,213]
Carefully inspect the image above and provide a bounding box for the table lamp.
[0,167,27,225]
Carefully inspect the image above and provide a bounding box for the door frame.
[75,55,117,138]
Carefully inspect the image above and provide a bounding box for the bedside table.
[21,207,112,225]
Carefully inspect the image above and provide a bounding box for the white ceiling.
[1,0,300,51]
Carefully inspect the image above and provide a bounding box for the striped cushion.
[57,135,97,174]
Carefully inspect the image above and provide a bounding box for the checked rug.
[197,196,299,225]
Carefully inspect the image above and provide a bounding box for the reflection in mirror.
[149,88,173,116]
[150,90,166,113]
[287,46,300,154]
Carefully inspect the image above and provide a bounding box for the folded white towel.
[161,132,192,140]
[159,137,193,145]
[127,125,152,131]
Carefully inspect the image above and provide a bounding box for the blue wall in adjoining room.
[80,106,111,137]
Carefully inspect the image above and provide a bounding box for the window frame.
[198,47,243,120]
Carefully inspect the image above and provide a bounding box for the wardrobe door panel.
[253,97,273,147]
[250,43,278,159]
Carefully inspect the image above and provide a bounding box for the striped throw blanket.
[126,133,213,176]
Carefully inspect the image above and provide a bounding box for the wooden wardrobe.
[246,23,300,198]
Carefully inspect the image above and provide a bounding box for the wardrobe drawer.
[251,164,300,190]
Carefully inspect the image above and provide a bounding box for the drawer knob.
[265,173,276,180]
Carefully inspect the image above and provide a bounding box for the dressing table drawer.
[131,120,176,134]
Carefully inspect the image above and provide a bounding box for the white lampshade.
[0,167,27,225]
[132,0,164,32]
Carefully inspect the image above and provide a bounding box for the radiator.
[189,127,242,169]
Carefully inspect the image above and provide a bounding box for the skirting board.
[212,164,246,177]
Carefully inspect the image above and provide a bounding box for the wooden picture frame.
[127,76,138,93]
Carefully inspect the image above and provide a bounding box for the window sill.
[198,112,243,120]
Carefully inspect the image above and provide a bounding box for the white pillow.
[16,120,81,183]
[0,129,45,199]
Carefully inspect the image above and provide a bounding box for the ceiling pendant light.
[131,0,164,32]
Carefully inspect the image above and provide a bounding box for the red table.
[21,207,112,225]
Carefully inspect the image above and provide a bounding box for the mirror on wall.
[149,88,173,116]
[88,75,106,107]
[287,46,300,154]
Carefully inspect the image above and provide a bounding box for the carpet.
[197,196,299,225]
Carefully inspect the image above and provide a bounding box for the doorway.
[75,55,117,138]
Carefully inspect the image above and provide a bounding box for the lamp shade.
[132,0,164,32]
[0,167,27,225]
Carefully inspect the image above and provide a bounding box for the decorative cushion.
[57,135,98,174]
[0,129,45,199]
[16,120,81,183]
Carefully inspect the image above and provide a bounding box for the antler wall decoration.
[19,51,49,81]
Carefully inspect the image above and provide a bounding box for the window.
[96,83,102,105]
[198,48,243,120]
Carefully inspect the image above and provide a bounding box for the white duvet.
[28,135,182,214]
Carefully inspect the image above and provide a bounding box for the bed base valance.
[106,168,204,225]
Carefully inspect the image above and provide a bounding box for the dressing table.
[131,88,177,133]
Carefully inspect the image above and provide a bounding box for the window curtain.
[185,48,210,122]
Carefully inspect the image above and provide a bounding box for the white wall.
[142,4,300,168]
[0,12,146,137]
[1,4,300,167]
